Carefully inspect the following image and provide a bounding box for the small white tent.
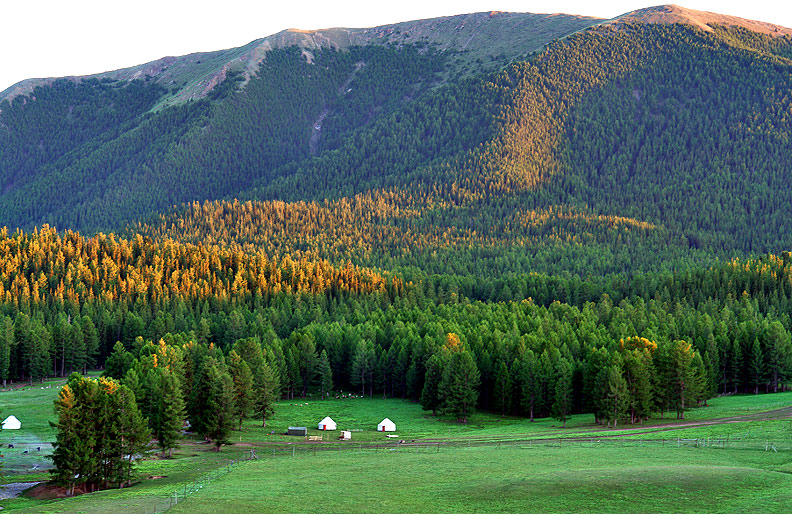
[377,418,396,432]
[2,415,21,430]
[317,416,337,430]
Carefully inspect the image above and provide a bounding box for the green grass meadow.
[2,385,791,513]
[168,445,792,514]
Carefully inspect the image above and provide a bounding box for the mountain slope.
[134,21,792,279]
[0,12,600,109]
[2,6,792,282]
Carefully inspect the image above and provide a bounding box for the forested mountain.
[1,5,792,426]
[1,6,791,272]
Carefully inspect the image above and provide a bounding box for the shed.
[377,418,396,432]
[317,417,337,431]
[287,426,307,436]
[2,415,20,430]
[340,430,351,440]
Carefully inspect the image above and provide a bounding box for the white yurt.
[377,418,396,432]
[317,416,337,430]
[2,415,21,430]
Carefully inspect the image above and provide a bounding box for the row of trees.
[105,335,281,454]
[51,335,284,494]
[418,334,708,427]
[50,373,149,495]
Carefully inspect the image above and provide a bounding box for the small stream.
[0,482,41,500]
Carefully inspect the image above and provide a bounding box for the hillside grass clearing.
[2,387,790,512]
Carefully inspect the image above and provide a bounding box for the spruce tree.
[115,384,150,486]
[204,364,235,451]
[254,361,279,427]
[440,350,480,423]
[552,358,573,428]
[228,351,254,430]
[493,360,512,417]
[519,350,540,421]
[606,364,628,428]
[318,350,333,399]
[156,369,185,457]
[420,354,443,415]
[0,317,10,387]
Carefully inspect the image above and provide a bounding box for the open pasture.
[168,444,792,514]
[2,388,791,513]
[240,391,792,444]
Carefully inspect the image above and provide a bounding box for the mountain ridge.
[0,11,601,109]
[611,4,792,35]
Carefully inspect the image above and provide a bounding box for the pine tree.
[50,377,93,496]
[30,323,51,384]
[420,354,443,415]
[122,368,145,415]
[691,352,709,407]
[228,351,254,430]
[440,350,480,423]
[622,349,653,424]
[493,360,512,417]
[254,360,279,427]
[155,369,185,457]
[350,340,376,397]
[0,317,11,387]
[665,340,696,420]
[765,321,792,393]
[519,350,541,421]
[81,316,100,373]
[204,364,235,451]
[104,342,133,379]
[747,338,763,394]
[115,384,150,486]
[552,358,573,428]
[292,333,318,397]
[729,339,742,394]
[318,350,333,399]
[606,364,628,428]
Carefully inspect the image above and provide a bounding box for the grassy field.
[167,445,792,514]
[2,386,791,513]
[241,391,792,444]
[1,448,245,513]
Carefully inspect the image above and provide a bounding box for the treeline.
[0,226,389,385]
[2,227,792,404]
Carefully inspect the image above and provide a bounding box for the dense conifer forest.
[1,12,792,490]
